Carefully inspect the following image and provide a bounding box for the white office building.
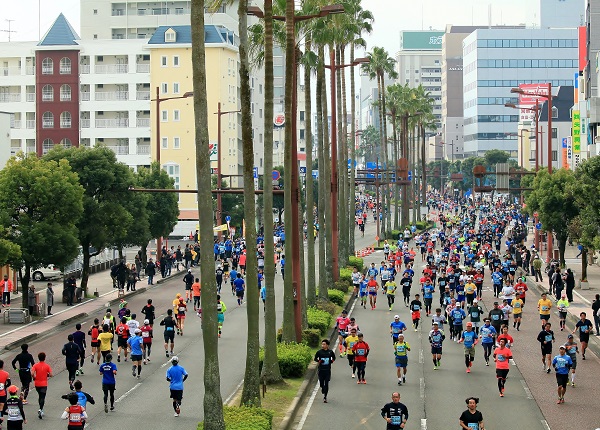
[462,28,579,157]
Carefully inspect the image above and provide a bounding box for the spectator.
[565,269,575,303]
[66,275,76,306]
[592,294,600,335]
[28,284,36,315]
[46,282,54,315]
[145,259,156,285]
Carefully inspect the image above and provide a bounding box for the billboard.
[518,83,550,123]
[400,31,444,50]
[572,110,581,169]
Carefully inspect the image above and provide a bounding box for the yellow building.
[147,25,240,225]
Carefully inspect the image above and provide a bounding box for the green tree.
[0,155,83,307]
[356,124,380,161]
[0,239,20,267]
[484,149,511,166]
[192,0,225,427]
[44,146,134,294]
[137,162,180,264]
[525,169,578,266]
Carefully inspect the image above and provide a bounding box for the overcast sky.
[4,0,540,52]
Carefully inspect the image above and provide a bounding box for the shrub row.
[198,406,274,430]
[347,256,364,272]
[258,342,313,378]
[339,267,353,284]
[327,289,345,306]
[307,306,333,335]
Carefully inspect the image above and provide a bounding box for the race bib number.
[142,331,149,338]
[356,348,366,356]
[468,424,479,430]
[545,335,552,342]
[391,416,401,425]
[166,327,174,331]
[413,305,420,310]
[0,383,3,391]
[178,306,186,312]
[542,306,549,311]
[70,413,82,422]
[396,345,405,354]
[7,406,20,417]
[321,357,330,365]
[497,354,505,362]
[492,315,500,320]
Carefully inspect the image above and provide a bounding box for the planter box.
[579,279,590,290]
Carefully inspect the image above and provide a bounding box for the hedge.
[307,306,333,335]
[315,299,337,316]
[198,406,274,430]
[259,342,313,378]
[328,289,345,306]
[347,256,364,272]
[339,267,353,284]
[302,328,321,348]
[331,280,351,293]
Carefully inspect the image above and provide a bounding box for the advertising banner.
[518,84,549,123]
[572,110,581,169]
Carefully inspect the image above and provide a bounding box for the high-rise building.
[80,0,238,40]
[396,31,444,129]
[540,0,585,29]
[462,28,579,157]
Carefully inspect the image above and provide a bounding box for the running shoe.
[104,404,108,413]
[38,409,42,419]
[402,376,406,383]
[351,373,355,378]
[79,369,84,375]
[466,368,471,373]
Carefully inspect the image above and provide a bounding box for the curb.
[278,294,357,430]
[518,268,600,359]
[4,332,38,351]
[60,312,88,326]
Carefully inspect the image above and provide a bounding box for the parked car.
[31,265,63,281]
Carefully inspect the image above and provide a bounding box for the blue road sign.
[408,170,412,181]
[253,167,258,179]
[299,166,307,175]
[272,170,281,181]
[225,215,231,222]
[312,170,319,179]
[347,159,357,169]
[536,222,542,230]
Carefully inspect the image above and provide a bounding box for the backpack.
[89,326,100,342]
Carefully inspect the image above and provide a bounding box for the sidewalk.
[0,267,183,352]
[522,235,600,358]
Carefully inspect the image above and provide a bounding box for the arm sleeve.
[85,393,95,404]
[61,410,69,420]
[380,404,389,418]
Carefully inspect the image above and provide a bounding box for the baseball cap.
[357,332,364,337]
[135,329,142,334]
[8,385,18,394]
[466,322,473,327]
[188,269,192,273]
[394,315,400,319]
[171,355,179,363]
[473,298,478,303]
[493,301,499,305]
[144,319,149,325]
[567,334,574,339]
[559,345,566,350]
[342,309,348,314]
[432,321,439,325]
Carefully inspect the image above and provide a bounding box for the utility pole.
[1,19,16,42]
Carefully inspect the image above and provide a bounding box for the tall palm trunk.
[376,72,386,237]
[381,78,391,234]
[190,1,225,427]
[421,124,427,215]
[260,0,282,385]
[305,38,316,307]
[340,46,349,266]
[316,47,327,301]
[323,46,334,289]
[281,0,295,342]
[239,0,260,407]
[392,114,399,230]
[349,44,357,253]
[401,115,409,228]
[336,46,346,267]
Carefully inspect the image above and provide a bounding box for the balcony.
[136,64,150,73]
[95,119,129,128]
[136,118,150,127]
[60,120,72,129]
[60,66,71,74]
[42,93,53,102]
[26,66,34,75]
[81,119,90,128]
[81,92,90,101]
[10,120,21,129]
[94,64,129,74]
[26,120,35,129]
[42,120,54,129]
[95,92,129,101]
[26,93,35,102]
[136,91,150,100]
[137,145,151,155]
[1,67,21,76]
[0,93,21,102]
[60,93,71,102]
[42,66,53,75]
[108,146,129,155]
[112,8,125,16]
[81,65,90,74]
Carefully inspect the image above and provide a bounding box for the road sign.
[408,170,412,181]
[272,170,281,181]
[253,167,258,179]
[225,215,231,222]
[211,168,219,175]
[299,166,307,176]
[536,222,542,230]
[312,170,318,179]
[347,159,357,169]
[274,114,285,127]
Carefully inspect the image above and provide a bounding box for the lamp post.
[214,102,241,239]
[510,84,553,261]
[325,55,369,280]
[152,87,193,260]
[248,3,345,342]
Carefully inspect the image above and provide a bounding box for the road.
[294,248,549,430]
[0,219,378,428]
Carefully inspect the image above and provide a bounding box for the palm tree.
[363,47,397,237]
[237,0,261,407]
[191,0,225,427]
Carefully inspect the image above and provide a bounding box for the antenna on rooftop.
[1,19,16,42]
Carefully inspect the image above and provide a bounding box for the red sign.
[274,114,285,127]
[518,83,549,122]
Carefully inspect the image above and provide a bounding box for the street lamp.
[325,55,369,280]
[214,102,241,239]
[511,84,554,261]
[247,3,346,342]
[151,87,193,260]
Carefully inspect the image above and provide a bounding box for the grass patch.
[261,378,304,428]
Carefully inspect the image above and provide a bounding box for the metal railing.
[137,145,151,154]
[136,91,150,100]
[95,91,129,101]
[42,93,53,101]
[0,93,22,102]
[81,92,90,101]
[80,65,90,74]
[60,66,72,74]
[95,118,129,128]
[10,120,21,129]
[107,146,129,155]
[60,93,71,101]
[60,120,72,129]
[136,118,150,127]
[81,119,90,128]
[94,64,129,74]
[42,120,54,129]
[26,120,35,129]
[26,93,35,102]
[136,64,150,73]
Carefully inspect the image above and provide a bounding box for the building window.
[60,138,72,148]
[173,82,180,94]
[60,84,71,101]
[93,9,98,14]
[162,137,168,149]
[42,138,54,154]
[163,163,180,189]
[174,137,180,149]
[161,83,168,94]
[552,150,558,161]
[173,56,179,67]
[42,111,54,128]
[300,129,305,140]
[42,58,53,75]
[552,106,558,119]
[42,85,54,101]
[165,31,176,42]
[552,128,557,138]
[161,110,168,121]
[161,56,167,67]
[60,57,71,74]
[60,111,72,128]
[299,111,305,121]
[174,110,180,121]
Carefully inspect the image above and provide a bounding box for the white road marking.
[115,382,142,403]
[541,420,551,430]
[509,358,516,366]
[419,350,424,363]
[520,379,533,399]
[420,377,425,400]
[223,378,245,404]
[421,418,427,430]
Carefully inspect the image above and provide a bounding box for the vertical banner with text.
[572,110,581,170]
